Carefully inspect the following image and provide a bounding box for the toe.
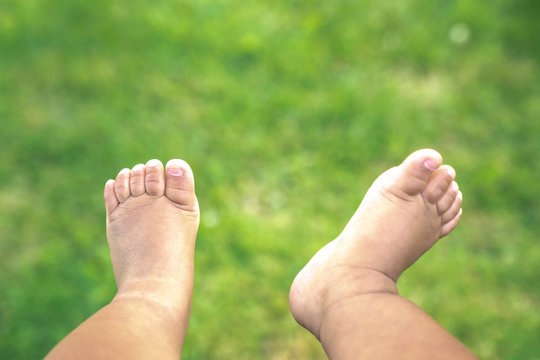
[440,208,462,237]
[437,181,459,214]
[114,168,131,202]
[165,159,198,212]
[441,191,462,224]
[145,159,165,196]
[397,149,443,196]
[423,165,456,204]
[104,179,119,214]
[130,164,146,196]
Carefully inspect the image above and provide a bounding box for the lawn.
[1,0,539,358]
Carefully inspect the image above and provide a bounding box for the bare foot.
[104,158,199,337]
[289,149,463,339]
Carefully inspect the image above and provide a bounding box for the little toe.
[424,165,456,204]
[130,164,146,196]
[441,191,462,224]
[104,179,119,214]
[437,181,459,214]
[145,159,165,196]
[396,149,443,196]
[165,159,198,212]
[114,168,131,202]
[441,208,462,237]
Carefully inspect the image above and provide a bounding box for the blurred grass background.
[1,0,539,358]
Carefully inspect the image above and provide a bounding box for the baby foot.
[103,159,199,331]
[289,149,463,339]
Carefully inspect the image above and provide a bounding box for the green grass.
[1,0,539,358]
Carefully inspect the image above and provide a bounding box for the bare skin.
[46,149,477,359]
[46,159,199,359]
[289,149,478,359]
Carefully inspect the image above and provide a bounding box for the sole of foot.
[103,158,200,323]
[289,149,463,339]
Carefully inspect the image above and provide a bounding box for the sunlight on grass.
[1,0,539,358]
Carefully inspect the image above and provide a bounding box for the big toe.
[165,159,198,213]
[393,149,443,196]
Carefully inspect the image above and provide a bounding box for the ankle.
[108,295,190,349]
[321,266,398,309]
[318,291,405,357]
[336,232,408,282]
[114,277,192,316]
[112,291,190,331]
[304,267,398,340]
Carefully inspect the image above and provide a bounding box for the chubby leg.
[290,149,477,359]
[46,159,199,359]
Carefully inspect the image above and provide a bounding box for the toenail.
[119,168,130,175]
[167,167,185,176]
[147,159,160,167]
[424,159,439,171]
[447,167,456,178]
